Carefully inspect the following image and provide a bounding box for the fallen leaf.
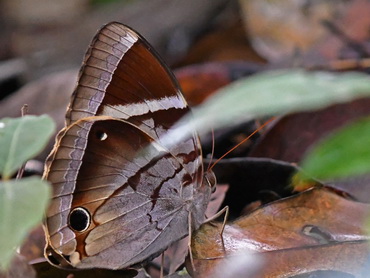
[190,187,370,277]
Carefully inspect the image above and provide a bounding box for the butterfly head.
[204,169,217,193]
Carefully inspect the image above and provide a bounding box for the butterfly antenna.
[209,117,276,171]
[206,128,216,172]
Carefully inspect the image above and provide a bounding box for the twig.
[15,104,28,180]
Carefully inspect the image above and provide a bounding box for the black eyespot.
[68,207,91,232]
[96,130,108,141]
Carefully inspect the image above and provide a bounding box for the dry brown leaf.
[189,187,370,277]
[240,0,370,63]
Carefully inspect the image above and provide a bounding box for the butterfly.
[43,22,215,270]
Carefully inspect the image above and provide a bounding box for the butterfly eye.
[204,170,217,193]
[68,207,91,232]
[96,130,108,141]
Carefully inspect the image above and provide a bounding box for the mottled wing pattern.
[44,117,209,269]
[44,22,212,270]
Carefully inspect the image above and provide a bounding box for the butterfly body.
[43,23,213,269]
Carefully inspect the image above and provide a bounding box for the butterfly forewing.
[65,22,199,175]
[44,22,212,270]
[66,23,186,134]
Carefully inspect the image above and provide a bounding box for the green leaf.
[0,115,55,179]
[161,70,370,148]
[193,70,370,133]
[300,117,370,180]
[0,177,51,270]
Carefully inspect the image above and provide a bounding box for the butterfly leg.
[187,210,196,272]
[160,252,164,278]
[203,206,229,255]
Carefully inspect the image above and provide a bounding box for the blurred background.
[3,1,370,277]
[2,0,366,105]
[2,0,366,149]
[0,0,260,89]
[1,0,367,104]
[2,0,370,171]
[0,0,265,157]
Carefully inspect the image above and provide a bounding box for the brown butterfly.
[43,22,215,270]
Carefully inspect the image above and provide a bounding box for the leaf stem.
[15,105,29,180]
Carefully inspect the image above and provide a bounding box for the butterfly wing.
[66,22,187,125]
[44,22,212,270]
[63,22,199,182]
[44,117,211,269]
